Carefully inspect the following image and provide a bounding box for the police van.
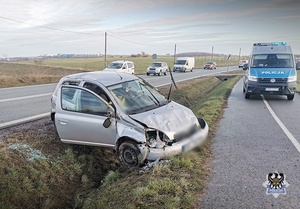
[243,42,297,100]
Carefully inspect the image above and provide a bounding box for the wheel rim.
[123,147,138,165]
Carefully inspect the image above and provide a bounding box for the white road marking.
[0,93,52,103]
[0,113,49,129]
[0,83,55,91]
[262,95,300,154]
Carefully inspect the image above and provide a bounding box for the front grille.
[258,78,287,84]
[173,124,198,142]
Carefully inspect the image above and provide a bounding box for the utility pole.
[104,32,107,68]
[238,48,241,61]
[173,44,177,64]
[211,46,214,61]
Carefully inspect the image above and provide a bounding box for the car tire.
[146,73,150,76]
[287,94,294,100]
[243,86,245,93]
[158,70,162,76]
[118,141,142,167]
[164,71,167,76]
[245,93,250,99]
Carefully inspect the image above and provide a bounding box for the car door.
[55,85,117,147]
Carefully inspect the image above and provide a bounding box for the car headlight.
[146,129,170,148]
[248,76,257,82]
[288,76,297,82]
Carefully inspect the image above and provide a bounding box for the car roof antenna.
[167,67,177,100]
[114,69,123,80]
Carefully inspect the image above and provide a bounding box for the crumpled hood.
[129,101,198,138]
[250,68,295,78]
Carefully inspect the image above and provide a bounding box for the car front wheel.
[287,94,294,100]
[118,141,142,167]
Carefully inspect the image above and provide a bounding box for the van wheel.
[245,93,250,99]
[287,94,294,100]
[164,71,167,76]
[118,141,142,167]
[146,73,150,76]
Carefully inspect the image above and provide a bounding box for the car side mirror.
[103,118,111,128]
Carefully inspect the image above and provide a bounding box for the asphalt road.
[200,79,300,208]
[0,66,238,128]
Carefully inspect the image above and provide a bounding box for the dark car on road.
[204,61,217,69]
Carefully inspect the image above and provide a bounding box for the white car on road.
[146,62,169,76]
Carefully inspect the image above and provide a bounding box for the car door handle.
[59,119,68,125]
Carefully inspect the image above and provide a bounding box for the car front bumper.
[246,80,296,95]
[146,119,209,161]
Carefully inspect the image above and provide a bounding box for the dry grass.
[0,63,88,88]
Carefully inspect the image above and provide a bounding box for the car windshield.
[150,63,162,67]
[206,62,214,64]
[250,54,294,68]
[175,60,186,65]
[108,79,169,114]
[108,62,123,69]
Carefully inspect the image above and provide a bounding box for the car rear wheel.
[146,73,150,76]
[118,141,142,167]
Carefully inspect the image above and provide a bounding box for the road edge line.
[262,95,300,154]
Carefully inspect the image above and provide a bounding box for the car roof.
[61,71,137,87]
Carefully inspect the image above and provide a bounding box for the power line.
[0,15,101,36]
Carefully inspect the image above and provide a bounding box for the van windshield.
[108,79,169,114]
[251,54,294,68]
[175,60,186,65]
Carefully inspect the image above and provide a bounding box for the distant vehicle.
[238,60,248,68]
[173,57,195,72]
[103,60,134,74]
[203,61,217,70]
[242,63,248,70]
[146,62,169,76]
[50,71,209,167]
[243,42,297,100]
[296,60,300,70]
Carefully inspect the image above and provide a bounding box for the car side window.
[61,87,107,116]
[83,82,111,103]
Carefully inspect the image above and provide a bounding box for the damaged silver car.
[51,71,209,167]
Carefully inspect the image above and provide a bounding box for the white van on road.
[173,57,195,72]
[103,60,135,74]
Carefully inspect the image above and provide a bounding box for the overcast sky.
[1,0,300,57]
